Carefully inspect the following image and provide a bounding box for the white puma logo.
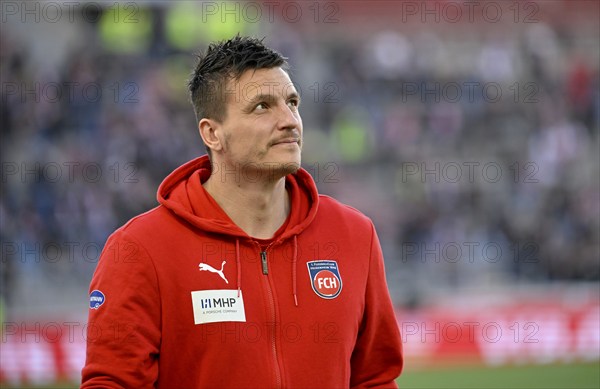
[198,260,229,284]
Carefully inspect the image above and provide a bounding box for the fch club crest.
[307,260,342,299]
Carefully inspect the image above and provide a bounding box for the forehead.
[226,67,297,105]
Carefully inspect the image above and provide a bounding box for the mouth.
[272,138,300,146]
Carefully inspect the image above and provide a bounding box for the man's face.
[214,67,302,179]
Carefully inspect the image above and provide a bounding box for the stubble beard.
[248,143,302,182]
[248,152,301,182]
[221,135,302,182]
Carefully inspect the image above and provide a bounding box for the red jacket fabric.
[81,155,403,388]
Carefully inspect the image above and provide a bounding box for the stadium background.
[1,0,598,387]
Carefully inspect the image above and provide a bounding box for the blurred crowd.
[1,2,598,313]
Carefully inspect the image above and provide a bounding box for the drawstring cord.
[292,235,298,307]
[236,239,241,298]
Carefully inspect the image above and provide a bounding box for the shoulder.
[317,194,374,231]
[108,205,178,245]
[98,205,183,268]
[117,205,164,232]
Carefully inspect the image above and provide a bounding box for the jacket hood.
[157,155,319,243]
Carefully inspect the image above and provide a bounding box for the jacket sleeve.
[350,223,403,388]
[81,229,161,388]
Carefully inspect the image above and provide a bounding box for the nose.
[277,103,301,132]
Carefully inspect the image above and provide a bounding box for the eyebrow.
[243,91,301,110]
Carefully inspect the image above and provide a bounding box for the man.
[81,36,403,388]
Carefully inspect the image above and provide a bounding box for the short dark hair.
[188,35,288,126]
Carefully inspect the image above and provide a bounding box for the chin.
[238,157,300,182]
[268,158,300,178]
[267,148,301,176]
[281,160,301,175]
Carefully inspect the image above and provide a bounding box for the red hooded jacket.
[81,155,403,388]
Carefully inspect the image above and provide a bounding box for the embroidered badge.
[307,260,342,299]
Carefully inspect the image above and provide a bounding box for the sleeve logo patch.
[307,260,342,299]
[89,290,106,309]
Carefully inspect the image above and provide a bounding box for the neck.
[202,167,290,239]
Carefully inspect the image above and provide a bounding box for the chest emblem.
[307,260,342,299]
[198,260,229,284]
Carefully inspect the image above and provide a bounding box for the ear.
[199,118,223,153]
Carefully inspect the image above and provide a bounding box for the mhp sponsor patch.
[89,290,105,309]
[307,260,342,299]
[191,289,246,325]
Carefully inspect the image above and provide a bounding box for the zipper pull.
[260,251,268,275]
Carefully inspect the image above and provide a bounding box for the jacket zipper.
[260,251,268,274]
[257,244,282,388]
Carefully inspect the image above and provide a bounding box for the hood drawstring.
[292,235,298,307]
[236,239,241,298]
